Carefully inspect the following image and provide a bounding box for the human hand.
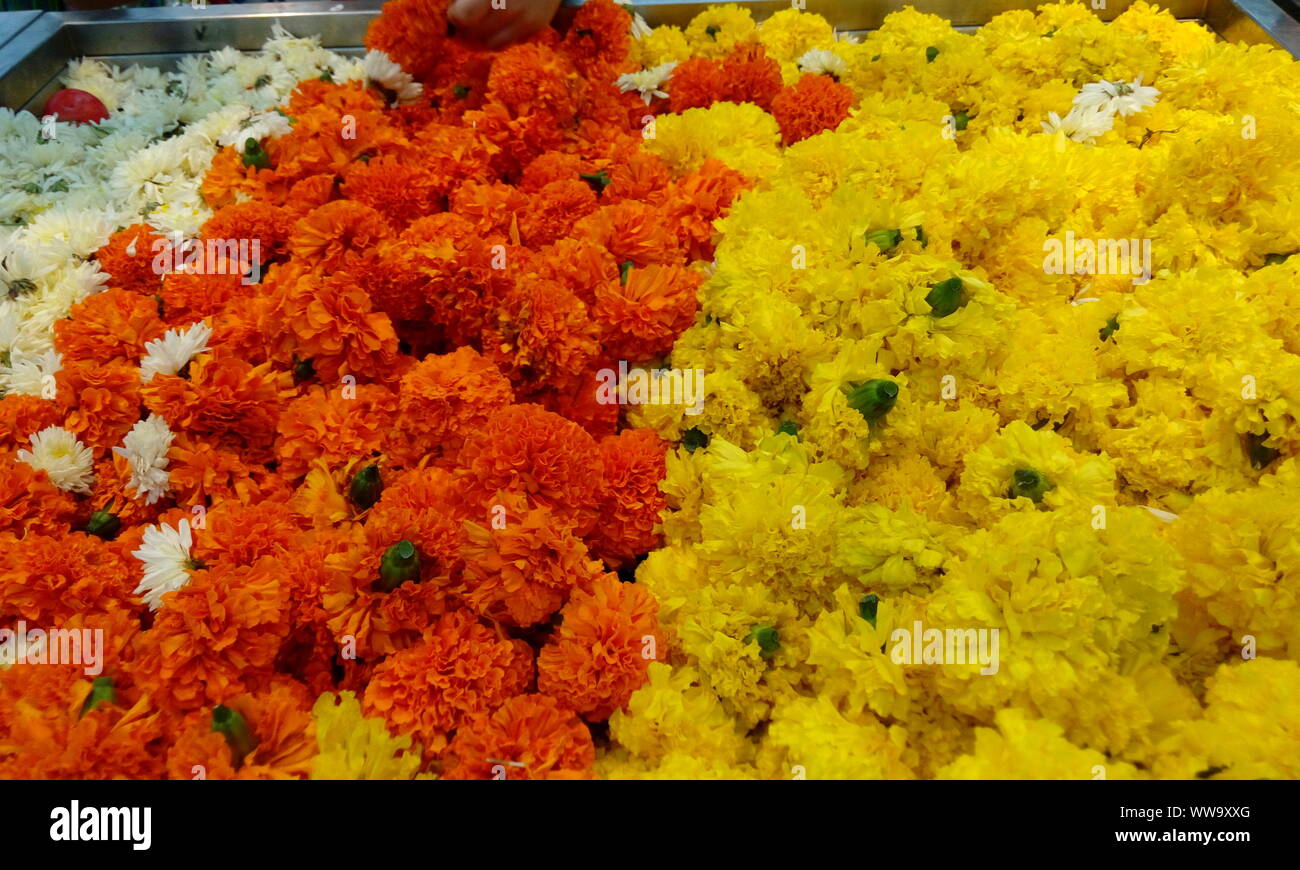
[448,0,564,50]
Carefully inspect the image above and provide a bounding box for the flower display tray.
[1,0,1297,112]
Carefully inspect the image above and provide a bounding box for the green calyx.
[1099,315,1120,342]
[211,704,259,768]
[925,46,940,63]
[865,228,904,255]
[777,419,799,438]
[619,260,635,285]
[925,276,966,318]
[682,427,710,452]
[1008,468,1053,503]
[580,170,611,194]
[858,594,880,628]
[953,109,971,131]
[745,625,780,659]
[706,25,721,38]
[79,676,116,718]
[376,539,421,592]
[349,463,383,510]
[845,378,899,424]
[85,501,121,541]
[293,357,315,382]
[453,84,470,99]
[241,137,270,170]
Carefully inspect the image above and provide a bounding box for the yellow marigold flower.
[643,102,782,179]
[605,663,752,765]
[938,709,1141,780]
[1152,658,1300,780]
[310,691,428,780]
[757,696,915,780]
[683,4,757,58]
[634,25,692,67]
[755,8,835,65]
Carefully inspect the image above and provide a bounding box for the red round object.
[41,88,110,125]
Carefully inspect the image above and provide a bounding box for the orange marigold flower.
[164,681,316,780]
[520,151,586,192]
[55,287,167,365]
[664,157,750,261]
[190,498,300,570]
[341,153,446,225]
[395,212,504,343]
[94,224,168,294]
[459,404,605,535]
[483,275,600,390]
[450,180,529,239]
[390,347,514,466]
[200,202,294,260]
[486,42,578,121]
[572,199,682,267]
[321,526,455,658]
[519,179,598,247]
[141,356,293,459]
[593,262,701,361]
[535,362,621,440]
[362,609,534,758]
[771,72,855,145]
[362,466,468,573]
[201,146,271,210]
[90,453,167,528]
[721,43,784,110]
[534,239,619,308]
[0,532,136,626]
[460,488,605,627]
[167,431,290,508]
[604,151,673,206]
[159,260,253,323]
[363,0,453,82]
[442,693,595,780]
[282,173,337,217]
[0,395,61,452]
[586,428,668,567]
[0,450,77,541]
[561,0,632,78]
[288,200,392,274]
[54,360,142,451]
[668,56,727,113]
[537,574,665,720]
[133,557,291,716]
[276,382,399,480]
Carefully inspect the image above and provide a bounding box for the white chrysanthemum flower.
[363,50,424,106]
[140,320,211,382]
[17,426,95,494]
[1073,75,1159,117]
[216,109,293,148]
[23,207,115,259]
[113,414,175,505]
[1041,105,1114,144]
[616,62,677,106]
[798,48,848,79]
[1,348,61,397]
[133,519,196,610]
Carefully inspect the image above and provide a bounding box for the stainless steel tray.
[1,0,1297,112]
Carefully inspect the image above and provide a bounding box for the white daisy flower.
[1073,76,1159,117]
[798,48,848,79]
[113,414,175,506]
[363,50,424,106]
[140,320,211,382]
[616,62,677,106]
[133,519,196,610]
[17,426,96,494]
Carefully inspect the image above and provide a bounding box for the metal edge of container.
[1,1,1297,113]
[0,11,45,52]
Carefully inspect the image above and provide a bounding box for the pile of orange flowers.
[0,0,746,779]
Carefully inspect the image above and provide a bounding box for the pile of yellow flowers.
[598,2,1300,779]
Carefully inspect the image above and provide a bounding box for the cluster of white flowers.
[0,25,366,401]
[1041,75,1160,144]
